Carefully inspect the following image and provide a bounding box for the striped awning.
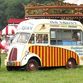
[2,25,17,35]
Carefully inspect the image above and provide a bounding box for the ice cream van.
[5,19,83,71]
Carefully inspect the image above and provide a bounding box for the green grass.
[0,54,83,83]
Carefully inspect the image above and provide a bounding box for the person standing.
[0,35,5,67]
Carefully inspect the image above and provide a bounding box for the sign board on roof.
[50,20,82,29]
[17,20,35,33]
[50,20,77,25]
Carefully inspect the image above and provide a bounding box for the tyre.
[26,59,39,71]
[66,59,77,69]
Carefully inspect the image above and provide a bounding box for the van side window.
[29,34,35,44]
[36,34,48,44]
[50,30,57,45]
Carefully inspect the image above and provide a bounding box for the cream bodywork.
[5,43,41,66]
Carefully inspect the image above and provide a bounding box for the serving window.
[50,29,82,45]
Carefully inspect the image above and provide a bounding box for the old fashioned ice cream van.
[5,19,83,71]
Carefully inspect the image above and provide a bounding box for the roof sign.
[50,20,77,25]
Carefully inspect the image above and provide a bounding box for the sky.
[64,0,83,5]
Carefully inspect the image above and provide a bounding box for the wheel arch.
[28,56,41,67]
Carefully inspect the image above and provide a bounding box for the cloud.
[64,0,83,5]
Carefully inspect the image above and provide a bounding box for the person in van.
[36,34,43,43]
[72,31,80,41]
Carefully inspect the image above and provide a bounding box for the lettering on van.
[22,26,33,30]
[71,47,83,56]
[50,20,77,25]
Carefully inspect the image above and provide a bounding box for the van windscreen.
[12,33,30,43]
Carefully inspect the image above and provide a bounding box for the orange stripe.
[33,46,35,53]
[54,47,55,66]
[65,50,68,63]
[47,46,49,67]
[42,46,44,66]
[32,46,34,53]
[48,46,50,67]
[60,48,62,66]
[54,47,58,66]
[29,46,32,52]
[77,55,79,64]
[34,46,38,54]
[67,50,70,62]
[50,47,52,66]
[59,48,62,66]
[72,51,76,59]
[50,47,51,66]
[75,53,79,64]
[53,47,54,66]
[40,46,43,66]
[75,53,77,62]
[67,50,70,60]
[57,47,58,66]
[57,48,59,66]
[51,47,53,66]
[46,47,48,67]
[37,46,39,57]
[34,46,36,53]
[43,46,46,66]
[63,49,66,66]
[48,47,50,66]
[45,47,47,66]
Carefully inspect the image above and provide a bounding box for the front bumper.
[7,61,20,66]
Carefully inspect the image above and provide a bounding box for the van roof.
[16,19,83,33]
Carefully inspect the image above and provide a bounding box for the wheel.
[6,66,13,71]
[66,59,77,69]
[26,59,39,71]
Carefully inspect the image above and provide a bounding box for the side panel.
[29,45,79,67]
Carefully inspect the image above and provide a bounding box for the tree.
[0,0,7,30]
[4,0,26,19]
[0,0,30,30]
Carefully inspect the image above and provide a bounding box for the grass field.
[0,54,83,83]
